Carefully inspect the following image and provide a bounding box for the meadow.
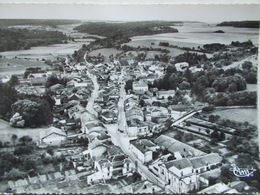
[0,58,49,75]
[209,108,257,126]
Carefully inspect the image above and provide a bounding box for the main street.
[106,69,170,192]
[84,59,173,192]
[84,51,99,117]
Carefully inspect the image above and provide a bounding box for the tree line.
[0,28,67,52]
[150,64,256,106]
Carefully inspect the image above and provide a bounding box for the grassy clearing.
[0,58,48,75]
[0,119,50,143]
[246,84,257,91]
[89,48,122,58]
[207,109,257,126]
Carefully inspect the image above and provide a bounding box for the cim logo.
[230,166,257,177]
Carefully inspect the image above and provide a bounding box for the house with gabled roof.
[198,183,238,194]
[126,120,149,137]
[125,106,144,122]
[132,81,148,94]
[39,127,67,146]
[86,145,134,184]
[84,121,107,134]
[100,111,117,124]
[149,135,222,193]
[154,135,205,158]
[148,106,169,118]
[130,139,159,164]
[49,84,64,94]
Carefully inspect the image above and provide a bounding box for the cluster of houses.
[4,56,246,194]
[129,135,223,193]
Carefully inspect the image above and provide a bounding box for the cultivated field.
[0,58,49,76]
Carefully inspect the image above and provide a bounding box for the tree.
[47,148,54,156]
[174,131,184,141]
[125,80,133,92]
[11,134,18,146]
[0,82,18,120]
[220,131,225,141]
[9,112,25,127]
[139,99,145,107]
[178,81,191,90]
[242,61,253,70]
[192,75,209,100]
[14,145,34,155]
[11,99,52,127]
[5,168,26,180]
[8,75,19,86]
[220,165,234,184]
[18,136,32,145]
[132,171,141,182]
[186,121,191,126]
[208,115,216,122]
[11,100,39,127]
[23,158,36,171]
[211,130,220,140]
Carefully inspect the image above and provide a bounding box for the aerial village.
[0,18,258,194]
[0,51,257,194]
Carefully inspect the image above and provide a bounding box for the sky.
[0,4,259,23]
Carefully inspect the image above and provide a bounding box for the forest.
[73,21,179,38]
[0,19,80,28]
[0,28,67,52]
[217,20,259,28]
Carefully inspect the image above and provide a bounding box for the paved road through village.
[84,58,173,192]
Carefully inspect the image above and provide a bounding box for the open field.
[89,48,122,58]
[221,54,258,70]
[0,41,92,61]
[0,119,50,143]
[246,84,257,91]
[209,108,257,126]
[0,23,98,61]
[0,58,49,76]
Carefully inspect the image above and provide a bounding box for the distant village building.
[132,81,148,94]
[175,62,189,72]
[39,127,67,146]
[157,90,175,100]
[125,106,144,122]
[27,73,48,86]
